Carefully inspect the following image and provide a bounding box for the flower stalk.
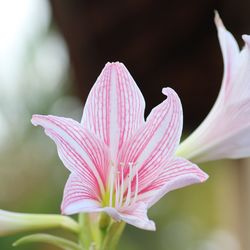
[78,213,103,249]
[100,221,125,250]
[77,212,124,250]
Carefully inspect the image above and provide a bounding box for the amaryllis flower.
[176,12,250,163]
[32,62,208,231]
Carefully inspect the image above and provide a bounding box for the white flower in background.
[177,12,250,163]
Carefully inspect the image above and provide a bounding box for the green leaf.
[13,233,83,250]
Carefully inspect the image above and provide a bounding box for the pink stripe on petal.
[119,88,183,192]
[62,174,101,215]
[138,157,208,208]
[31,115,110,193]
[49,130,99,191]
[81,62,145,160]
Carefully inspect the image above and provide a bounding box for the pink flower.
[177,12,250,163]
[31,62,207,231]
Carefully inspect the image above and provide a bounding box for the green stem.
[79,213,92,249]
[101,221,125,250]
[99,212,111,244]
[78,213,125,250]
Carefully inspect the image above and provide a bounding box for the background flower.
[177,12,250,163]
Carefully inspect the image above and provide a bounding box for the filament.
[109,162,115,206]
[110,161,140,208]
[118,162,125,208]
[125,162,133,206]
[115,170,120,207]
[132,168,139,204]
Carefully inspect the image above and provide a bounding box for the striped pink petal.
[81,62,145,160]
[117,202,155,230]
[176,13,250,162]
[31,115,110,195]
[62,174,155,230]
[100,202,155,231]
[118,88,183,192]
[137,157,208,208]
[78,202,155,231]
[61,175,154,230]
[62,173,101,214]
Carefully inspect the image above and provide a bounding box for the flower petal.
[119,88,183,192]
[182,111,250,162]
[61,173,102,215]
[118,202,155,231]
[81,62,145,160]
[64,201,155,231]
[31,115,109,194]
[137,157,208,208]
[101,202,155,231]
[176,14,250,162]
[215,11,240,98]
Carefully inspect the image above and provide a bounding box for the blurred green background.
[0,0,249,249]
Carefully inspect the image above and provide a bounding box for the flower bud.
[0,209,79,236]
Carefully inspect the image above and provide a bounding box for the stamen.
[125,162,133,206]
[115,170,120,207]
[132,166,139,204]
[118,162,125,207]
[109,162,115,206]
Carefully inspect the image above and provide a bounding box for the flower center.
[108,161,139,208]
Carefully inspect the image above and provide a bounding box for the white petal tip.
[30,115,40,126]
[31,114,49,127]
[187,172,209,184]
[242,35,250,47]
[145,221,156,231]
[214,10,224,28]
[201,172,209,182]
[134,220,156,231]
[125,218,156,231]
[162,87,176,97]
[103,62,127,78]
[105,61,124,68]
